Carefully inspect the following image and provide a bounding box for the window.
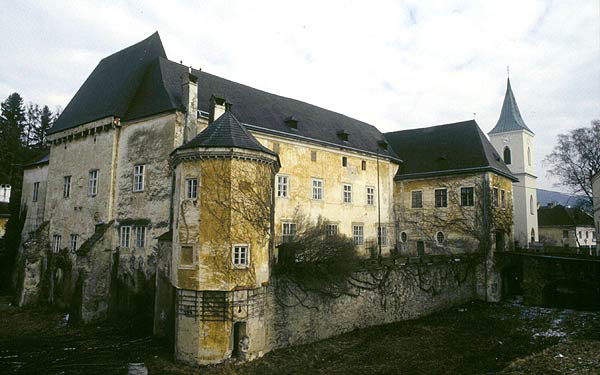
[436,231,445,245]
[311,150,317,162]
[493,188,499,207]
[88,169,99,196]
[562,230,569,239]
[120,226,131,248]
[52,234,61,253]
[180,245,194,266]
[277,175,289,198]
[343,184,352,203]
[133,164,144,192]
[501,190,506,208]
[32,182,40,202]
[503,147,511,165]
[70,234,78,252]
[400,232,408,243]
[434,189,447,208]
[342,157,348,167]
[233,245,249,267]
[578,231,582,239]
[63,176,71,198]
[460,187,474,207]
[326,224,338,236]
[531,228,535,243]
[411,191,423,208]
[311,179,323,200]
[585,231,589,239]
[527,147,531,166]
[366,187,375,206]
[378,226,387,246]
[186,178,198,199]
[361,160,367,171]
[353,225,364,245]
[282,222,297,243]
[530,195,534,215]
[135,226,146,248]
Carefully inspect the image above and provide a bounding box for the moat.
[1,297,598,374]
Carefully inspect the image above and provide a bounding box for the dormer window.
[377,140,388,150]
[284,116,298,130]
[337,130,349,142]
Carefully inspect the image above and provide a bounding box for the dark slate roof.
[384,120,518,181]
[23,152,50,169]
[47,32,398,159]
[179,110,277,157]
[538,205,594,227]
[488,78,534,135]
[48,32,167,134]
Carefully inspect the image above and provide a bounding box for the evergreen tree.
[32,105,52,148]
[0,93,26,185]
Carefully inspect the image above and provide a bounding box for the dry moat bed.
[1,298,599,375]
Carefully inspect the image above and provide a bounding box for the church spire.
[488,78,534,135]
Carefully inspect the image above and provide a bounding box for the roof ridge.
[384,120,475,136]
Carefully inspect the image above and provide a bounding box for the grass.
[1,300,599,374]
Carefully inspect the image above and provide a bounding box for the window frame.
[411,190,423,209]
[120,226,131,248]
[52,234,62,253]
[179,244,195,268]
[326,223,339,237]
[282,222,297,243]
[434,188,448,208]
[88,169,99,197]
[460,187,474,207]
[186,178,198,199]
[63,176,71,198]
[32,182,40,202]
[377,226,387,246]
[361,160,367,171]
[276,174,289,198]
[352,224,364,246]
[133,164,145,192]
[493,187,499,208]
[503,146,512,165]
[70,234,78,252]
[501,190,506,208]
[135,226,146,248]
[436,231,445,245]
[400,231,408,243]
[343,184,353,204]
[232,244,250,268]
[311,178,323,200]
[366,186,375,206]
[342,156,348,167]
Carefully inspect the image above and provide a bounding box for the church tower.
[488,78,539,247]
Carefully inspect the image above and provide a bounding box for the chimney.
[209,94,227,124]
[182,71,198,143]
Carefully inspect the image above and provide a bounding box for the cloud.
[1,0,598,191]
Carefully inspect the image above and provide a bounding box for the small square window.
[311,150,317,162]
[233,245,249,267]
[342,157,348,167]
[353,225,364,245]
[326,224,338,236]
[460,187,474,207]
[361,160,366,170]
[282,222,297,243]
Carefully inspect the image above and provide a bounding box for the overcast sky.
[1,0,598,191]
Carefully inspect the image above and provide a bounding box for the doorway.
[232,321,247,358]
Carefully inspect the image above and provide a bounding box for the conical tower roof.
[488,78,534,135]
[179,110,277,157]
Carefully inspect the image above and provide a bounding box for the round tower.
[488,78,538,247]
[170,108,279,365]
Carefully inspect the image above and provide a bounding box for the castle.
[15,33,538,364]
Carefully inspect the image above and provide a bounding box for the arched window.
[436,231,445,245]
[503,147,512,165]
[530,228,535,243]
[527,147,531,166]
[530,195,534,215]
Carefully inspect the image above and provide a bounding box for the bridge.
[496,251,600,310]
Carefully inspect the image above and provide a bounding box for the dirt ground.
[1,298,599,374]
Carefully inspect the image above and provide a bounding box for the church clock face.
[503,137,510,144]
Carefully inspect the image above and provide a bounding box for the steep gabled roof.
[48,32,167,134]
[179,110,277,157]
[384,120,517,181]
[538,204,594,227]
[488,78,534,135]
